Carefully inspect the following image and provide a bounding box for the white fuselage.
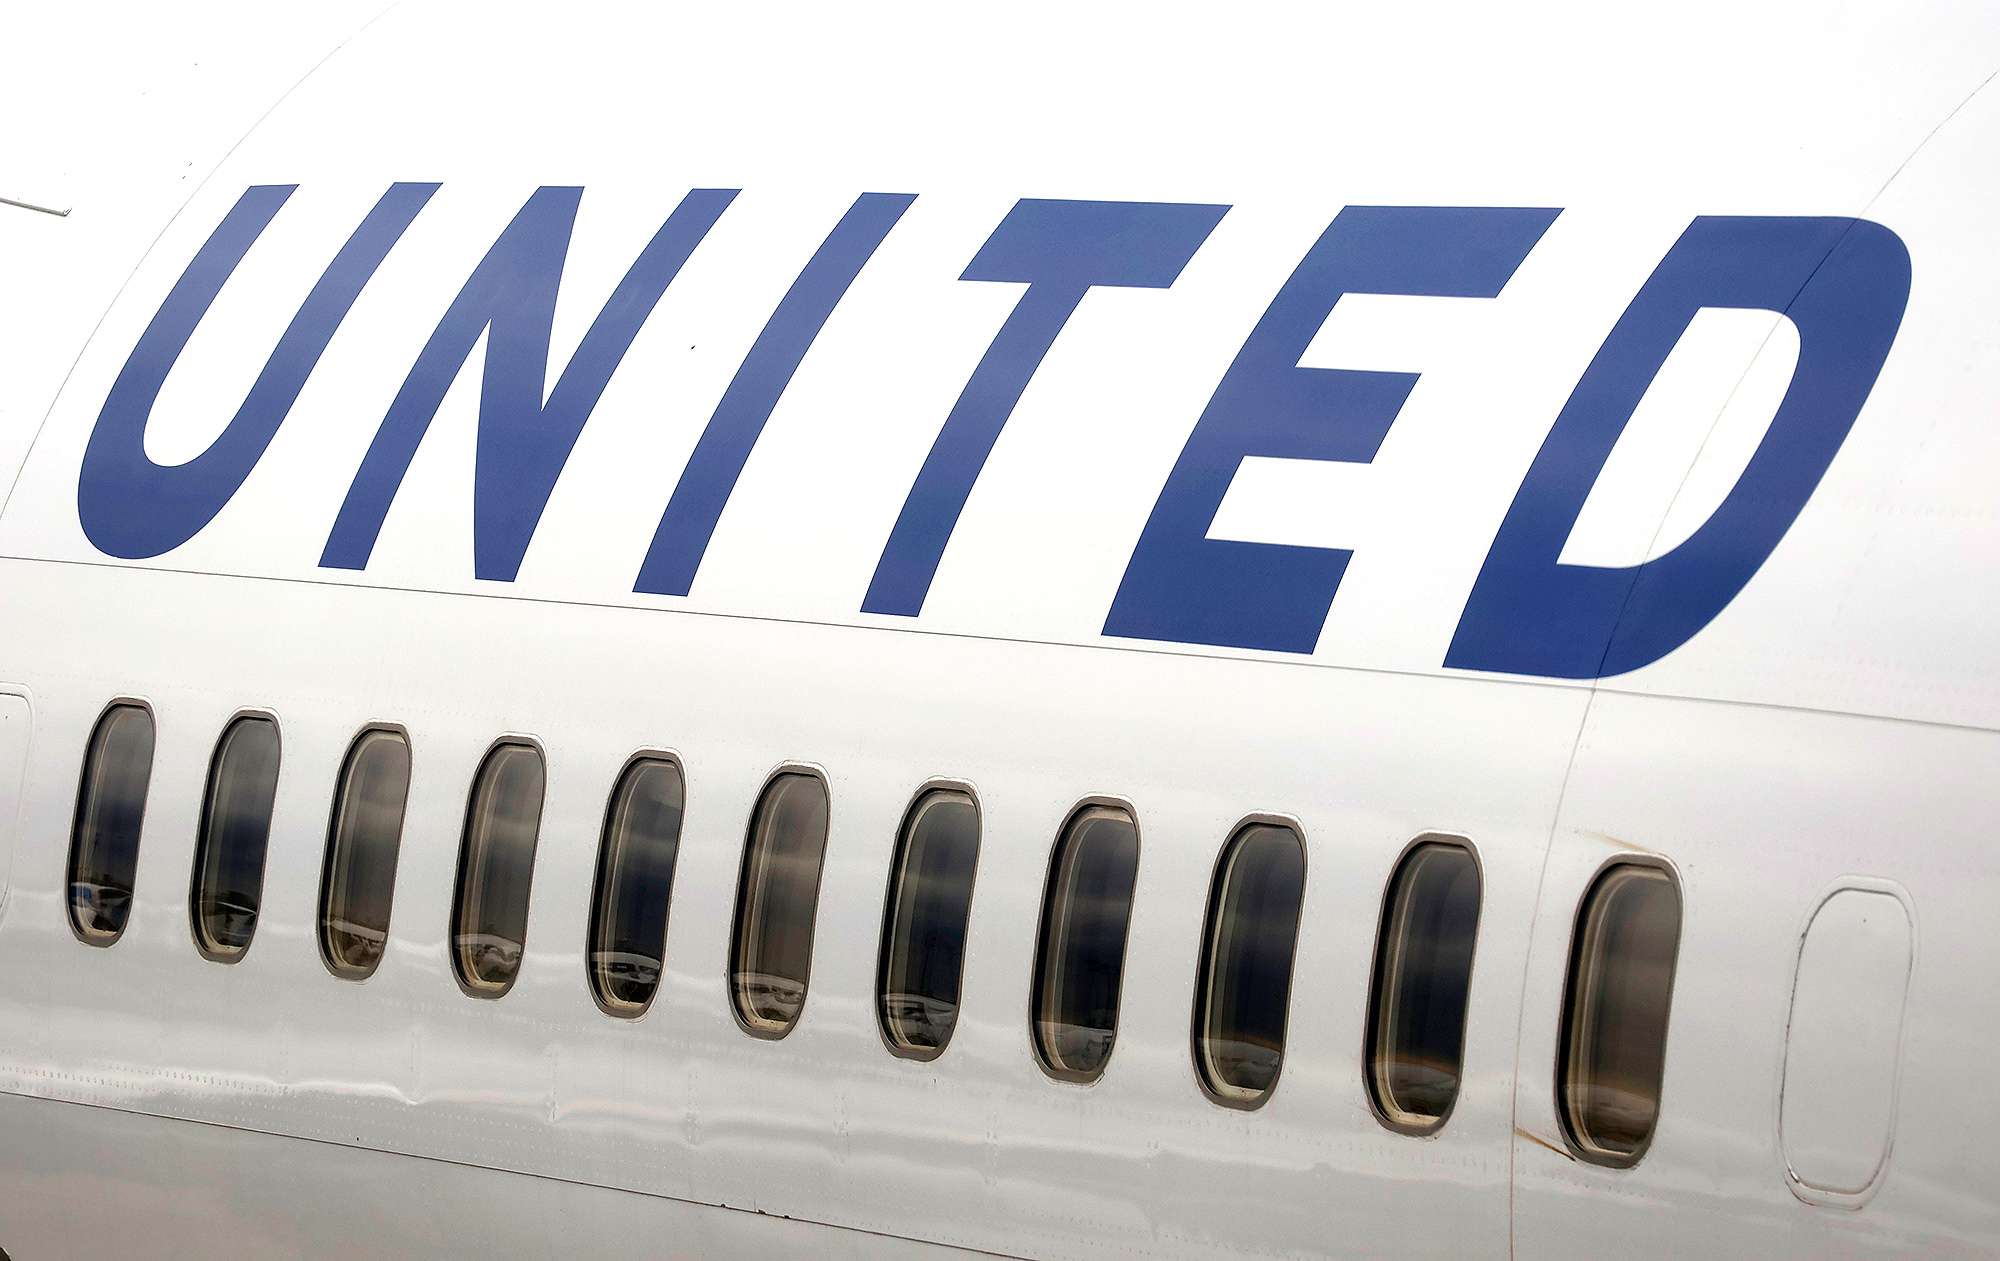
[1,3,1997,1257]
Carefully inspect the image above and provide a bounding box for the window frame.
[448,735,549,1001]
[726,762,832,1041]
[1554,854,1684,1169]
[875,778,983,1062]
[1362,832,1484,1136]
[585,749,688,1020]
[187,709,283,964]
[1028,796,1143,1086]
[1190,813,1309,1112]
[65,697,157,948]
[316,723,413,982]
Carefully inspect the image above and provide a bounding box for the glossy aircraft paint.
[0,2,1997,1257]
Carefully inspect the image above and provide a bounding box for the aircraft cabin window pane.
[450,742,546,998]
[1558,862,1683,1167]
[189,714,282,962]
[588,756,686,1016]
[1366,839,1482,1133]
[67,703,156,945]
[319,728,412,980]
[1193,822,1307,1108]
[1031,804,1140,1082]
[730,771,831,1036]
[878,787,981,1058]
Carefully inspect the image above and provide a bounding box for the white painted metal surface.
[0,2,1996,1257]
[0,693,29,914]
[1781,885,1915,1207]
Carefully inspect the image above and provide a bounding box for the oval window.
[1557,861,1683,1166]
[67,703,156,945]
[588,756,686,1016]
[189,714,282,962]
[1030,803,1140,1083]
[1193,821,1307,1108]
[319,728,412,980]
[1366,838,1482,1133]
[878,787,981,1058]
[729,771,831,1036]
[450,742,546,998]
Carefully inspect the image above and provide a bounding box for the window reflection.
[1193,822,1306,1107]
[319,728,411,980]
[879,788,980,1058]
[67,703,156,945]
[190,715,281,961]
[589,757,686,1016]
[730,772,830,1036]
[451,742,546,997]
[1559,862,1682,1166]
[1032,804,1140,1082]
[1367,839,1481,1132]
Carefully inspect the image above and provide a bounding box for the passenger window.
[67,702,156,945]
[587,756,686,1016]
[189,714,282,961]
[878,786,981,1058]
[450,741,546,998]
[1031,803,1140,1082]
[1366,837,1482,1133]
[318,728,412,980]
[1558,861,1683,1167]
[1193,821,1307,1108]
[729,770,830,1036]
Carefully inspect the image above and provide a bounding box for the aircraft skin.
[1,1,1997,1256]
